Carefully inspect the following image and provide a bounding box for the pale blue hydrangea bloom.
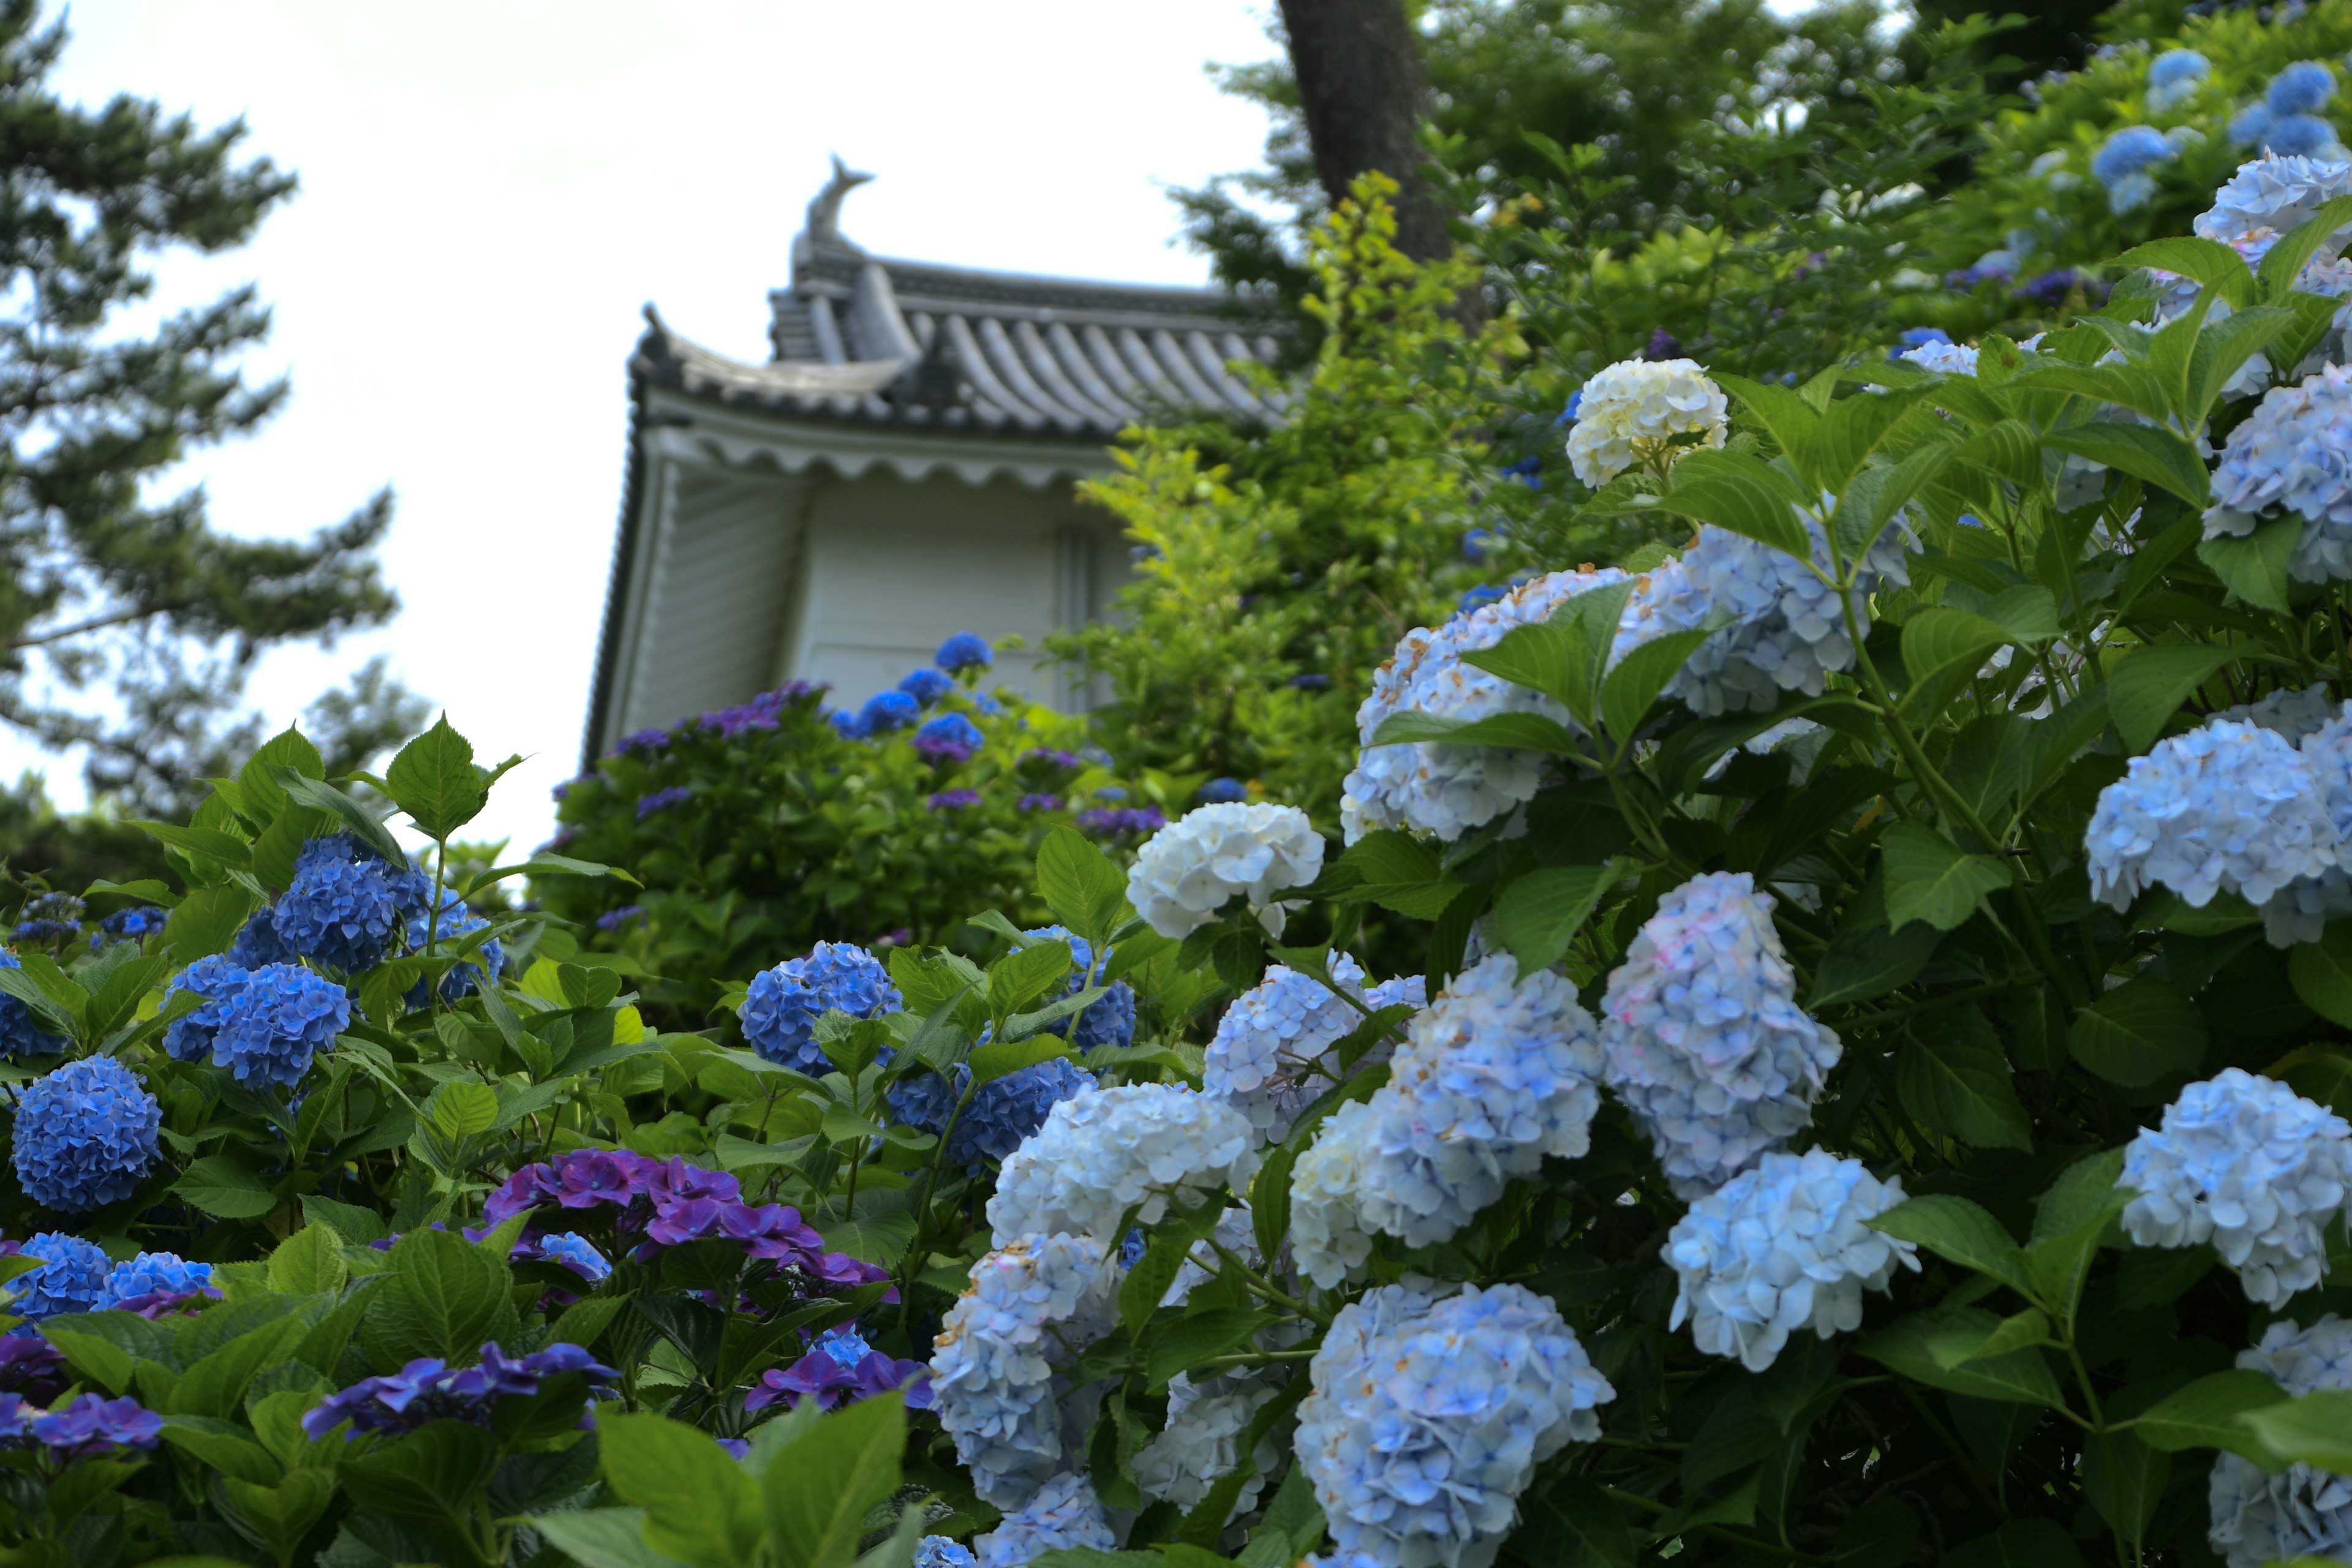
[1204,954,1425,1147]
[986,1084,1258,1246]
[273,834,432,973]
[1340,568,1627,843]
[2270,701,2352,941]
[1297,1283,1613,1568]
[2094,126,2177,213]
[2195,153,2352,248]
[1134,1371,1280,1511]
[971,1471,1114,1568]
[2084,718,2342,945]
[1601,872,1841,1197]
[1292,1097,1381,1289]
[915,1539,977,1568]
[2204,366,2352,584]
[2209,1314,2352,1568]
[1611,503,1913,718]
[1666,1148,1920,1371]
[2270,61,2338,117]
[2147,49,2210,114]
[2218,683,2340,744]
[10,1232,110,1320]
[12,1056,161,1212]
[927,1236,1115,1508]
[1349,954,1605,1257]
[1898,339,1980,375]
[740,941,902,1074]
[2120,1068,2352,1306]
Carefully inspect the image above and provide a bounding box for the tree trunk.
[1276,0,1451,265]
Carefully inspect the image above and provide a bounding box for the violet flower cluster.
[744,1322,930,1412]
[301,1343,618,1438]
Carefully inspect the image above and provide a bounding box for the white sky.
[9,1,1280,853]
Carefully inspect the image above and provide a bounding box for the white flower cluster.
[1291,956,1605,1287]
[988,1084,1259,1246]
[1127,802,1326,940]
[1665,1148,1920,1371]
[1899,339,1980,376]
[1204,955,1426,1146]
[928,1235,1117,1507]
[1340,568,1626,844]
[1601,872,1841,1197]
[1564,358,1729,488]
[972,1471,1117,1568]
[2204,366,2352,584]
[1133,1372,1281,1512]
[2083,716,2348,946]
[2119,1068,2352,1306]
[1612,504,1914,717]
[1297,1283,1613,1568]
[2209,1315,2352,1568]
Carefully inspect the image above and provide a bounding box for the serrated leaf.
[1491,864,1617,975]
[174,1156,277,1221]
[2108,643,2239,754]
[1881,822,2008,933]
[1368,710,1586,755]
[2132,1370,2290,1465]
[1811,920,1941,1008]
[2043,423,2210,505]
[1855,1305,2066,1407]
[2241,1389,2352,1476]
[1036,829,1131,954]
[425,1079,500,1139]
[1867,1195,2036,1297]
[2288,922,2352,1028]
[2069,978,2206,1086]
[2197,516,2300,615]
[2114,237,2256,307]
[1898,1009,2033,1150]
[1600,628,1713,743]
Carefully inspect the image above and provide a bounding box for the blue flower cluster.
[740,941,902,1074]
[162,958,350,1089]
[886,1055,1095,1166]
[94,906,165,948]
[927,1234,1116,1507]
[917,1538,978,1568]
[406,888,506,1005]
[9,1233,110,1320]
[1204,955,1423,1147]
[936,633,993,673]
[2147,48,2209,115]
[2204,366,2352,585]
[2196,153,2352,252]
[12,1056,160,1212]
[1021,926,1135,1051]
[914,712,986,765]
[899,668,955,707]
[2231,62,2345,162]
[1297,1283,1613,1568]
[272,834,432,972]
[2209,1314,2352,1568]
[972,1471,1114,1568]
[527,1232,613,1286]
[229,906,294,968]
[301,1343,618,1438]
[1600,872,1842,1197]
[1196,777,1249,805]
[1665,1148,1920,1371]
[0,951,66,1058]
[0,1392,164,1463]
[2092,124,2178,213]
[2120,1068,2352,1307]
[2084,718,2343,945]
[987,1084,1257,1246]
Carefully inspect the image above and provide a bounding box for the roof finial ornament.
[805,155,873,248]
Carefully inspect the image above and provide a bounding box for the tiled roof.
[633,162,1284,440]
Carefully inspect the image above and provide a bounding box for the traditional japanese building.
[582,161,1281,762]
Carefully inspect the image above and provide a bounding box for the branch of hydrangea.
[427,839,448,1020]
[1206,1239,1332,1329]
[1599,764,1684,870]
[897,1076,981,1332]
[1189,1347,1321,1375]
[1886,1382,2009,1513]
[1839,978,2020,1031]
[1592,1482,1830,1564]
[1838,594,2006,854]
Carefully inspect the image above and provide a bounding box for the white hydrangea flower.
[2204,366,2352,583]
[2120,1068,2352,1306]
[1205,956,1425,1146]
[988,1084,1260,1246]
[1341,568,1627,844]
[929,1235,1117,1507]
[1292,1099,1381,1289]
[2209,1315,2352,1568]
[1665,1148,1920,1371]
[2084,718,2343,945]
[1354,954,1606,1250]
[973,1471,1117,1568]
[1564,358,1730,488]
[1133,1371,1281,1512]
[1899,340,1980,375]
[1297,1283,1614,1568]
[1127,802,1325,939]
[1601,871,1841,1197]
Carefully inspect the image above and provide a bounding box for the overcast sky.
[7,1,1280,851]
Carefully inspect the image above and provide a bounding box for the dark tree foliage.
[1912,0,2116,77]
[0,1,406,816]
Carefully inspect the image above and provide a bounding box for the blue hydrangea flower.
[741,941,902,1074]
[2209,1314,2352,1568]
[9,1232,110,1320]
[2198,154,2352,248]
[973,1471,1114,1568]
[202,963,351,1090]
[915,712,986,760]
[2206,367,2352,585]
[534,1232,612,1285]
[2121,1068,2352,1306]
[987,1084,1257,1246]
[161,954,249,1065]
[2093,126,2177,212]
[928,1235,1117,1507]
[860,691,921,734]
[1206,955,1424,1147]
[273,834,432,973]
[405,889,505,1005]
[831,708,873,741]
[2085,718,2342,945]
[1020,927,1134,1051]
[102,1252,213,1310]
[1601,872,1842,1197]
[2270,61,2337,116]
[1295,957,1597,1284]
[1298,1283,1614,1568]
[1666,1148,1920,1371]
[0,951,66,1059]
[2219,683,2340,744]
[1196,777,1249,805]
[885,1067,962,1139]
[1134,1371,1281,1512]
[96,907,165,948]
[1342,568,1627,843]
[12,1057,161,1212]
[936,633,993,673]
[917,1538,978,1568]
[899,669,956,707]
[2147,48,2209,114]
[952,1058,1095,1166]
[228,906,294,970]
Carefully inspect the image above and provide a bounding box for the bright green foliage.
[1053,178,1513,816]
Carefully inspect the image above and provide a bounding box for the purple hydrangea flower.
[596,905,647,933]
[914,713,986,766]
[928,790,982,811]
[636,786,693,821]
[1076,806,1166,840]
[1017,793,1064,813]
[30,1394,162,1461]
[746,1324,932,1412]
